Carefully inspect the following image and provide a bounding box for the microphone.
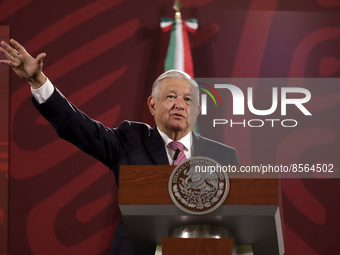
[173,149,180,161]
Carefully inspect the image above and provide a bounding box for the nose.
[174,97,185,110]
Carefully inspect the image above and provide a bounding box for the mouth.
[171,113,185,119]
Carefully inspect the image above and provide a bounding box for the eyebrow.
[167,90,192,97]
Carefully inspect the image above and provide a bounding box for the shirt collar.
[157,127,191,152]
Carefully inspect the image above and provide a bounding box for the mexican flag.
[161,17,198,77]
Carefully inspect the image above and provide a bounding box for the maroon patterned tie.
[169,141,187,165]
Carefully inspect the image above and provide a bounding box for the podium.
[119,165,284,255]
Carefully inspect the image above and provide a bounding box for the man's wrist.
[28,72,47,89]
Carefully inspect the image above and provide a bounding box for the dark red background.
[1,0,340,254]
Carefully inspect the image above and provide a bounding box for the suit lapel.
[192,131,204,157]
[143,126,169,165]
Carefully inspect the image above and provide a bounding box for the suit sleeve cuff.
[31,78,55,104]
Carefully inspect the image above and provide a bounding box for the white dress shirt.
[31,78,54,104]
[157,127,192,165]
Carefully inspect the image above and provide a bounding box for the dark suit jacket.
[33,87,239,255]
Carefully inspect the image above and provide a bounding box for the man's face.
[148,78,200,138]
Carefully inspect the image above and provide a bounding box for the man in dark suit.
[1,39,238,255]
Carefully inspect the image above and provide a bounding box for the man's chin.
[168,123,188,132]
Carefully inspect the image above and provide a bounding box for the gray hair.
[151,69,199,105]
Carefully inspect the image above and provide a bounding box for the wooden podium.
[119,165,284,255]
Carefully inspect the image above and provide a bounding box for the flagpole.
[173,0,182,20]
[173,1,184,72]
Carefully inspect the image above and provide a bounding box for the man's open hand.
[0,39,47,88]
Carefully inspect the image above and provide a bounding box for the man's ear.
[191,105,201,129]
[192,105,201,119]
[147,96,156,116]
[196,105,201,117]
